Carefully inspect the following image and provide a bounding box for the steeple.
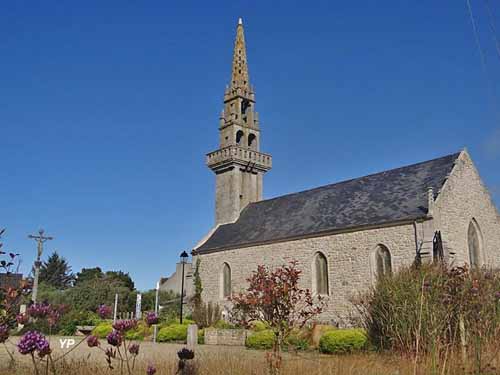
[206,19,272,225]
[230,18,249,90]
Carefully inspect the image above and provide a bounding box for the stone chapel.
[191,19,500,323]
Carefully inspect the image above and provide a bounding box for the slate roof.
[195,152,461,254]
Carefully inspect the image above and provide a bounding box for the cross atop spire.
[230,18,249,90]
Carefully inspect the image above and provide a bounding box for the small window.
[373,245,392,279]
[236,130,244,145]
[313,252,329,295]
[248,133,257,149]
[221,263,231,299]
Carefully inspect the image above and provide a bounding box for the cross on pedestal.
[28,229,53,303]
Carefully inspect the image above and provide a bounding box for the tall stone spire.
[206,19,272,225]
[230,18,249,90]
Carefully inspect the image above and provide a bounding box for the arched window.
[373,244,392,279]
[236,130,244,145]
[313,252,329,295]
[248,133,257,149]
[468,219,483,268]
[221,263,231,299]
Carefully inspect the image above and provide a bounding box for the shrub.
[198,328,204,344]
[157,323,188,342]
[246,329,274,350]
[355,264,500,355]
[319,329,367,354]
[125,321,151,341]
[213,320,236,329]
[160,318,194,328]
[286,330,309,351]
[92,322,113,338]
[250,321,268,332]
[192,301,221,329]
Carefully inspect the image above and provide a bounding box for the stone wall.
[196,223,417,324]
[197,150,500,325]
[204,328,248,346]
[434,150,500,267]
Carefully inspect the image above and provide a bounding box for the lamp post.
[153,281,160,343]
[179,250,189,324]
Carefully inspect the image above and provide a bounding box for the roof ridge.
[248,151,461,207]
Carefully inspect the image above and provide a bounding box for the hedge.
[92,322,113,339]
[157,323,188,342]
[246,329,274,350]
[319,329,367,354]
[250,321,268,332]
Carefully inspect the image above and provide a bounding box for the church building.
[191,19,500,324]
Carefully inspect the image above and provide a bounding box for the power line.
[465,0,500,124]
[483,0,500,61]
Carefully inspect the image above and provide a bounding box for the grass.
[1,340,499,375]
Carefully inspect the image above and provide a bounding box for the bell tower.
[206,18,272,225]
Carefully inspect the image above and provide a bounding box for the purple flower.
[16,313,29,325]
[145,312,159,326]
[112,319,137,332]
[37,339,51,358]
[0,325,9,343]
[106,330,123,347]
[97,305,112,319]
[86,335,100,348]
[27,303,50,319]
[177,347,195,360]
[495,291,500,300]
[47,308,61,327]
[146,365,157,375]
[17,331,50,356]
[128,343,140,355]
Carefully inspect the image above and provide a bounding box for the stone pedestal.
[187,324,198,349]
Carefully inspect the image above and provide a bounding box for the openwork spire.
[230,18,250,89]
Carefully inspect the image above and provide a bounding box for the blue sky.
[1,1,499,291]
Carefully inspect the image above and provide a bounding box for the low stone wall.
[204,328,248,346]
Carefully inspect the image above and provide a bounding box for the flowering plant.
[97,304,113,319]
[88,319,154,374]
[145,311,159,326]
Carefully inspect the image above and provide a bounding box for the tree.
[105,271,134,290]
[231,261,325,375]
[140,289,180,321]
[39,252,75,289]
[74,267,104,285]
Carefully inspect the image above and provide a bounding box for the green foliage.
[193,258,203,304]
[157,323,188,342]
[140,289,179,314]
[125,321,152,341]
[285,330,309,351]
[105,271,134,290]
[213,320,237,329]
[246,329,275,350]
[75,267,104,286]
[198,328,205,344]
[39,251,75,289]
[92,322,113,338]
[250,321,269,332]
[58,310,100,335]
[35,282,66,305]
[63,278,135,313]
[319,329,367,354]
[193,301,221,329]
[355,264,500,355]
